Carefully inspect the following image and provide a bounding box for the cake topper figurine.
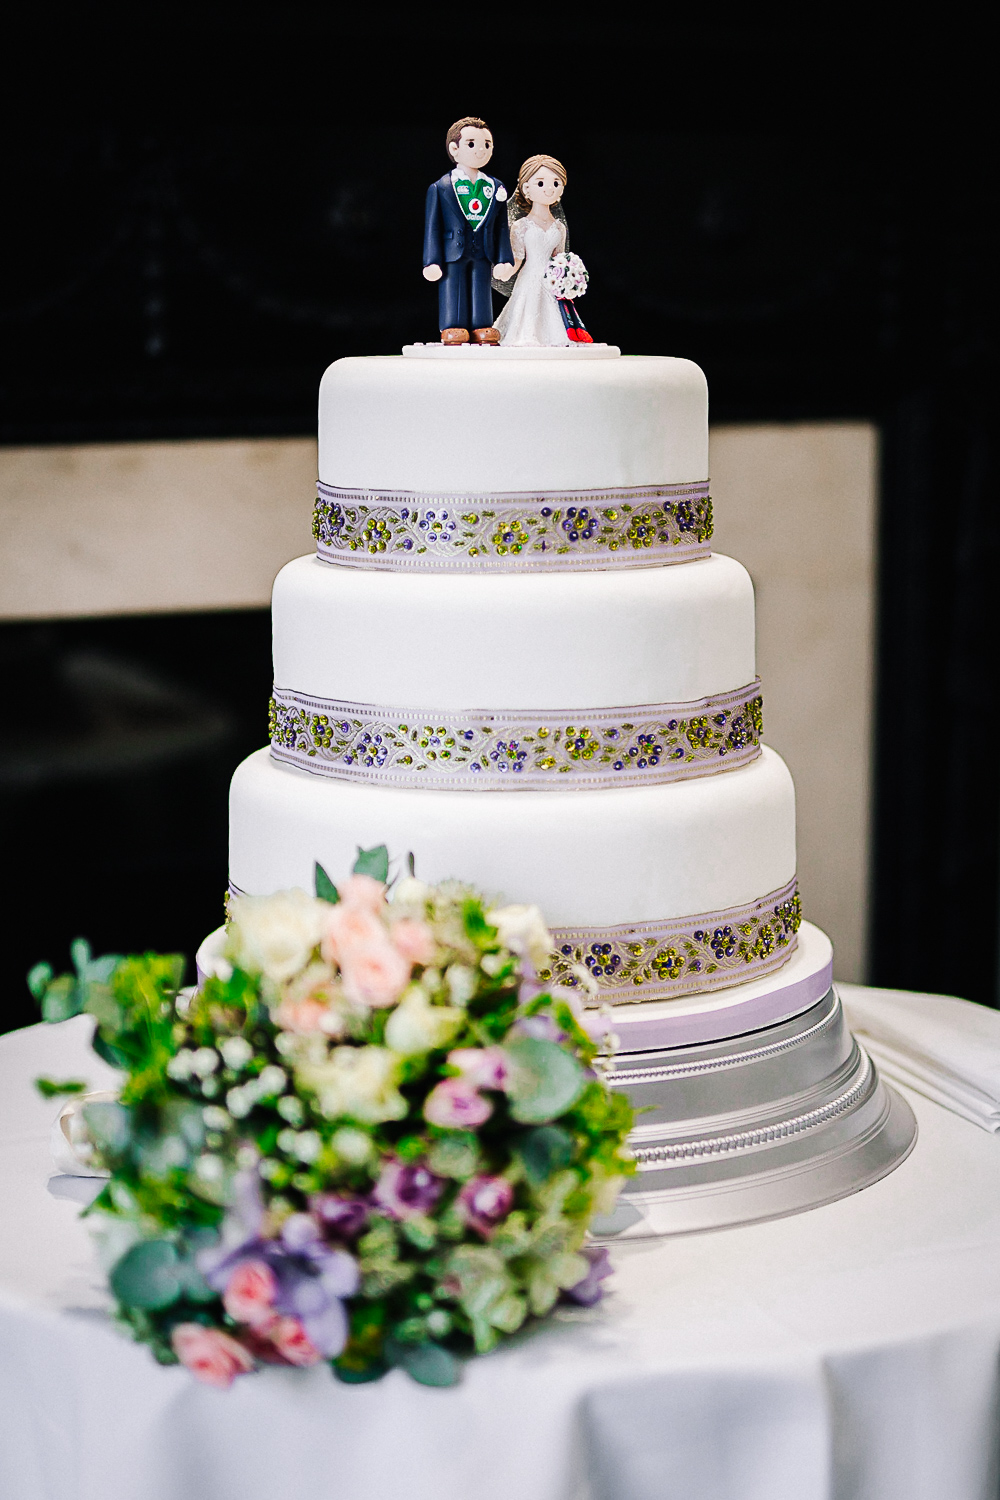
[422,117,515,345]
[493,154,593,347]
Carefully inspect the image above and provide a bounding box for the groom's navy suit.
[423,172,514,333]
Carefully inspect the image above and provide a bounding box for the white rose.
[225,889,326,984]
[487,904,553,970]
[392,876,431,908]
[384,986,464,1057]
[296,1045,407,1124]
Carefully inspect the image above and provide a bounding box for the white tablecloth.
[3,1006,1000,1500]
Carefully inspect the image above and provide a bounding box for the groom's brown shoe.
[441,327,469,345]
[473,327,501,345]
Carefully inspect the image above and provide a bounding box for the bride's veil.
[492,199,569,298]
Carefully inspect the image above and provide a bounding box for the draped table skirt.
[2,1007,1000,1500]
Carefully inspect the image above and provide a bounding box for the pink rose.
[340,941,412,1008]
[223,1258,278,1331]
[457,1175,515,1237]
[338,874,386,912]
[448,1046,510,1090]
[273,996,339,1036]
[268,1315,322,1366]
[391,918,436,966]
[171,1323,255,1388]
[423,1076,492,1128]
[320,902,386,967]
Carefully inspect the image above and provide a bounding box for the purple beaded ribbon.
[545,878,802,1005]
[268,681,762,790]
[313,479,712,572]
[226,876,802,1007]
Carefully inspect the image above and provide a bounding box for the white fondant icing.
[229,745,795,927]
[272,551,755,710]
[318,355,708,492]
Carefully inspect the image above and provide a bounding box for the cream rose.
[295,1044,407,1124]
[384,986,464,1057]
[487,903,553,971]
[226,890,326,984]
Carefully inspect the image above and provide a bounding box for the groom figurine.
[423,117,515,345]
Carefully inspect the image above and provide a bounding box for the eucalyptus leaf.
[110,1239,183,1310]
[40,975,83,1023]
[385,1337,460,1388]
[515,1124,574,1185]
[352,844,389,882]
[314,862,341,905]
[35,1077,88,1099]
[84,954,123,985]
[91,1032,131,1070]
[26,962,53,1001]
[504,1037,586,1124]
[70,938,92,975]
[82,1100,132,1156]
[83,984,123,1031]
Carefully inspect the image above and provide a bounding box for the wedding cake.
[224,345,915,1234]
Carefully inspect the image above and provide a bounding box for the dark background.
[1,7,996,1031]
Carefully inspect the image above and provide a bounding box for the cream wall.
[0,425,877,980]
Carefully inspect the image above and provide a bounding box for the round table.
[3,1009,1000,1500]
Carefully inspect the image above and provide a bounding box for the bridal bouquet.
[31,849,634,1389]
[543,251,589,301]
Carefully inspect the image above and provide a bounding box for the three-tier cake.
[219,344,915,1235]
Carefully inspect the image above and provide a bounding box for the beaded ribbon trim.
[268,680,763,790]
[543,878,802,1005]
[226,875,801,1008]
[313,479,712,572]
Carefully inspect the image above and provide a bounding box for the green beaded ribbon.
[268,681,763,790]
[313,479,712,572]
[545,879,802,1005]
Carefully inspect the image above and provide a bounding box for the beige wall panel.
[711,423,878,983]
[0,438,317,619]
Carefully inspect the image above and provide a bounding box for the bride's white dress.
[494,219,569,347]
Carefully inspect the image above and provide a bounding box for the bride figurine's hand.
[492,263,516,282]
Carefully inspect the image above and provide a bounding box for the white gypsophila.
[202,1105,232,1132]
[296,1045,407,1125]
[256,1065,287,1099]
[487,904,553,971]
[190,1047,220,1077]
[384,986,464,1057]
[225,888,326,985]
[446,964,476,1007]
[220,1036,253,1071]
[166,1050,194,1081]
[226,1086,254,1119]
[332,1127,373,1164]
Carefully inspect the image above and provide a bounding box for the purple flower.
[456,1175,514,1238]
[309,1192,370,1243]
[561,1245,613,1307]
[371,1158,445,1220]
[511,1014,564,1043]
[448,1046,510,1090]
[424,1077,492,1128]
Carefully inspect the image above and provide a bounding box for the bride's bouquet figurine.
[493,155,594,347]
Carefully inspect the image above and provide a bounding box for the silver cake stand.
[592,979,917,1240]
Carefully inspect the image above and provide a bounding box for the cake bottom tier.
[595,987,917,1238]
[229,745,796,929]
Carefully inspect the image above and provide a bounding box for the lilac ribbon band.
[268,681,763,790]
[313,479,712,572]
[544,878,802,1005]
[225,875,801,1008]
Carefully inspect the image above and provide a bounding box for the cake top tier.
[318,353,708,494]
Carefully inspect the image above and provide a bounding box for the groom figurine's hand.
[423,265,443,282]
[492,263,516,282]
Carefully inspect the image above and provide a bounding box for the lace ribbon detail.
[313,479,712,571]
[226,876,801,1007]
[268,681,762,790]
[544,878,802,1004]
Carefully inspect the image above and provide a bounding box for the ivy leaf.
[109,1240,183,1310]
[352,844,389,882]
[314,862,341,905]
[515,1124,574,1186]
[503,1037,586,1124]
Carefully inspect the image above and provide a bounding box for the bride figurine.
[493,154,579,347]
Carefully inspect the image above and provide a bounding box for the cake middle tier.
[230,745,795,927]
[273,551,754,709]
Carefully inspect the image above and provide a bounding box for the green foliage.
[110,1240,185,1310]
[353,844,390,882]
[515,1125,574,1186]
[385,1337,460,1387]
[503,1036,587,1124]
[314,862,341,905]
[35,1077,88,1099]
